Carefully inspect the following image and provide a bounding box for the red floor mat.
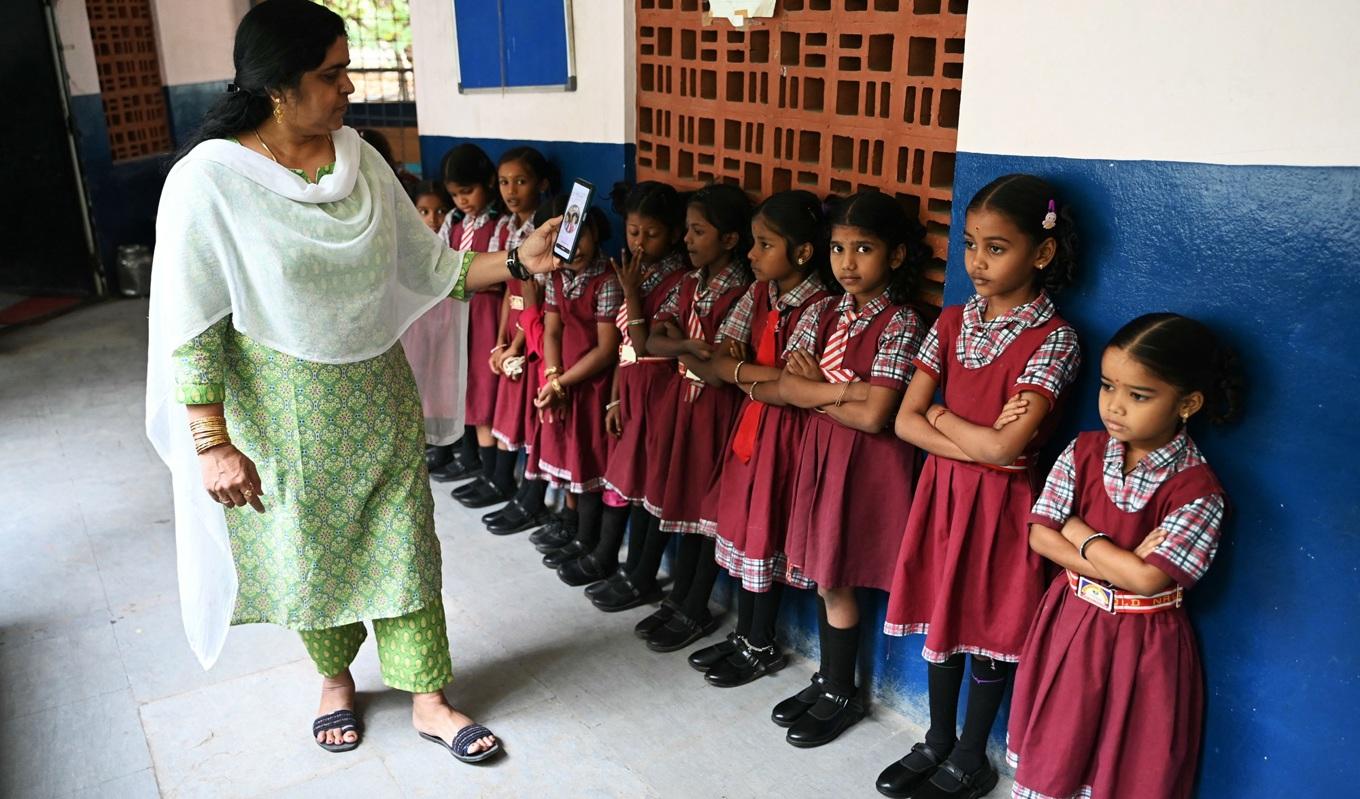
[0,296,85,325]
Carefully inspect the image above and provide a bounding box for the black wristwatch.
[506,247,531,281]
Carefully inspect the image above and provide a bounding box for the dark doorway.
[0,0,99,296]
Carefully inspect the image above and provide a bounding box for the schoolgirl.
[526,194,624,578]
[770,191,929,748]
[876,174,1083,799]
[544,182,689,588]
[455,147,552,526]
[396,178,467,472]
[687,190,832,686]
[1005,313,1238,799]
[428,144,502,483]
[590,184,753,656]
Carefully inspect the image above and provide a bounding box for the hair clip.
[226,83,241,93]
[1041,200,1057,230]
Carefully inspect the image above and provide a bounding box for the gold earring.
[797,257,807,265]
[1180,412,1190,425]
[273,99,284,125]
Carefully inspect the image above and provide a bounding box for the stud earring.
[1179,412,1190,425]
[273,99,284,125]
[797,257,807,265]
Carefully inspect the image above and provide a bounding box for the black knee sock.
[748,583,783,648]
[628,514,670,588]
[458,426,479,461]
[492,449,517,495]
[680,537,719,620]
[479,445,498,483]
[667,534,703,606]
[951,656,1016,772]
[519,477,547,514]
[818,614,860,697]
[735,587,755,637]
[622,505,651,573]
[925,654,967,753]
[573,492,605,550]
[590,505,630,570]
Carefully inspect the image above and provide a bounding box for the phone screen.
[552,179,595,263]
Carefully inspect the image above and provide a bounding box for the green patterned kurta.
[172,155,475,630]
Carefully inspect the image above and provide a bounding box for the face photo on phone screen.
[553,180,595,262]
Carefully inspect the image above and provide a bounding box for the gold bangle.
[747,380,760,401]
[189,416,227,432]
[733,360,746,385]
[626,319,647,328]
[194,433,231,455]
[544,366,562,378]
[605,399,621,411]
[550,377,567,398]
[834,381,852,408]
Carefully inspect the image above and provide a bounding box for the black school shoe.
[584,569,628,598]
[630,599,677,638]
[909,758,998,799]
[646,610,720,653]
[541,541,589,569]
[486,501,548,535]
[430,451,481,482]
[452,476,491,501]
[875,741,953,798]
[591,575,663,613]
[425,444,454,471]
[557,554,613,586]
[771,673,827,728]
[785,686,865,748]
[454,479,509,509]
[704,639,787,687]
[687,632,740,672]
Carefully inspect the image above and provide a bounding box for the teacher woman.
[146,0,558,763]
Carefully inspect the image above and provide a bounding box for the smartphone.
[552,178,596,263]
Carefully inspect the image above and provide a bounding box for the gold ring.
[242,488,255,499]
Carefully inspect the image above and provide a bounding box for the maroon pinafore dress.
[535,267,619,492]
[603,268,688,513]
[491,279,542,451]
[657,273,748,534]
[1007,432,1222,799]
[451,217,502,427]
[882,305,1070,661]
[782,303,918,591]
[708,282,828,591]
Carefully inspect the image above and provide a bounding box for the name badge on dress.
[509,295,525,311]
[619,343,638,365]
[1075,576,1117,613]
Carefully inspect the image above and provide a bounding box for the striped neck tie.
[819,309,860,384]
[680,283,710,402]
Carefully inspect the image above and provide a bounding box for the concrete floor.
[0,300,1012,798]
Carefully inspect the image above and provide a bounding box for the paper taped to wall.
[706,0,776,27]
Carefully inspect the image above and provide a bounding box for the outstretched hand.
[518,216,563,275]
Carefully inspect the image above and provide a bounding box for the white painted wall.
[410,0,635,144]
[956,0,1360,166]
[149,0,247,86]
[52,0,99,96]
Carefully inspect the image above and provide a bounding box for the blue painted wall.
[767,151,1359,795]
[165,81,228,148]
[418,135,636,253]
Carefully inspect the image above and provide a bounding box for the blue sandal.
[419,723,503,764]
[312,709,361,753]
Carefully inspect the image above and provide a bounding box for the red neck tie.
[730,308,781,463]
[818,310,859,384]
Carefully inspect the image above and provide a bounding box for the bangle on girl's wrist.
[734,360,746,385]
[834,381,852,408]
[544,366,562,377]
[1079,532,1112,559]
[626,318,647,328]
[491,344,506,353]
[747,380,760,401]
[605,399,621,411]
[930,408,948,427]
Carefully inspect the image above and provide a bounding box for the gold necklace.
[253,130,334,170]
